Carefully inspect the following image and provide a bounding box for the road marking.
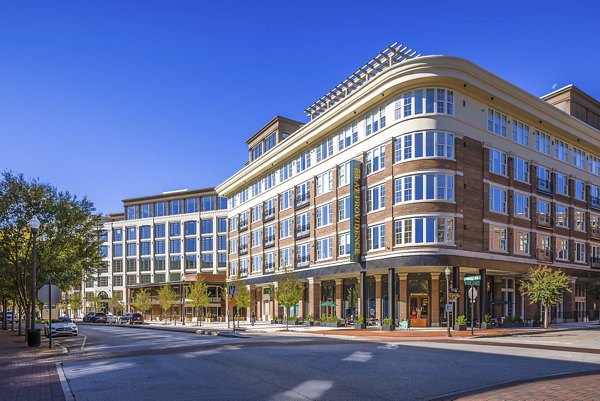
[56,362,75,401]
[377,343,399,350]
[80,335,87,351]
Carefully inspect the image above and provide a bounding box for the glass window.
[366,145,385,175]
[489,225,507,252]
[395,131,453,162]
[487,108,507,137]
[316,137,334,162]
[218,197,227,210]
[556,205,568,228]
[113,229,122,242]
[367,184,386,212]
[126,227,136,241]
[280,189,292,211]
[154,224,165,238]
[316,171,333,195]
[201,196,215,212]
[338,122,359,151]
[217,218,227,233]
[127,243,137,256]
[574,179,585,201]
[155,240,165,255]
[338,197,350,221]
[185,198,198,213]
[184,221,196,235]
[338,232,350,256]
[280,218,292,239]
[140,225,151,239]
[140,204,152,218]
[140,242,151,256]
[512,120,529,146]
[169,222,181,237]
[155,202,167,217]
[201,237,213,251]
[489,187,507,214]
[489,148,507,176]
[264,132,276,152]
[513,157,529,183]
[513,193,529,219]
[534,130,552,156]
[316,203,333,227]
[113,244,123,257]
[367,224,385,250]
[338,162,351,187]
[126,206,138,220]
[170,200,182,215]
[316,237,333,260]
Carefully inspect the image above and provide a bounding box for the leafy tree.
[131,289,152,317]
[275,268,304,330]
[520,265,571,329]
[86,292,101,312]
[157,285,176,323]
[108,297,124,315]
[187,275,209,326]
[0,171,103,330]
[68,292,82,318]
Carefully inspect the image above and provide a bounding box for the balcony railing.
[239,221,249,232]
[208,296,221,303]
[296,257,310,268]
[592,227,600,239]
[264,236,275,248]
[295,226,310,239]
[591,257,600,269]
[238,245,248,255]
[263,209,275,222]
[264,264,275,273]
[295,196,310,209]
[537,178,553,195]
[592,197,600,210]
[536,248,553,262]
[536,213,553,228]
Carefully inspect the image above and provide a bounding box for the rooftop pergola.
[304,42,420,120]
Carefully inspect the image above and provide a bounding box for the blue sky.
[1,1,599,214]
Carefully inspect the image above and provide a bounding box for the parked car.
[44,316,78,337]
[106,313,118,324]
[83,312,107,323]
[118,312,144,325]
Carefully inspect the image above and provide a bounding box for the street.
[52,324,600,401]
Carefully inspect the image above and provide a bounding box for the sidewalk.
[0,329,66,401]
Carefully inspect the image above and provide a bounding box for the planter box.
[532,321,542,327]
[354,323,366,329]
[454,324,467,331]
[304,321,315,327]
[501,322,524,328]
[381,325,395,331]
[480,323,491,330]
[321,322,343,328]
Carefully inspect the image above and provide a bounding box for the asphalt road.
[57,325,600,401]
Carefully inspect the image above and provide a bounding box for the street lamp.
[444,266,452,338]
[28,216,41,347]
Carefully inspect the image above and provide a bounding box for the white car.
[44,316,78,337]
[106,313,118,324]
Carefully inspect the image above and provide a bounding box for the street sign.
[445,304,453,312]
[468,287,478,300]
[38,284,61,305]
[464,275,481,283]
[448,293,460,299]
[228,284,237,297]
[230,299,237,307]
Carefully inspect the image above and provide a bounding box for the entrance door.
[409,295,429,327]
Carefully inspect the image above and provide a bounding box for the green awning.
[490,299,509,305]
[320,301,336,307]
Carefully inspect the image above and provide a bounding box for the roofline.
[122,187,217,204]
[541,84,600,110]
[245,115,305,145]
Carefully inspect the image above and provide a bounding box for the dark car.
[83,312,107,323]
[118,312,144,325]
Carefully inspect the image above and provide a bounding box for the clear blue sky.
[1,1,599,214]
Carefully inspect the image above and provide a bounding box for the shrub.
[455,315,467,326]
[356,315,364,324]
[306,314,314,322]
[483,314,492,324]
[383,317,393,326]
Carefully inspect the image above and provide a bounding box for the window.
[229,216,238,231]
[170,200,182,215]
[395,217,454,245]
[240,259,249,276]
[201,196,215,212]
[264,132,276,152]
[239,211,249,230]
[154,257,165,271]
[512,157,529,183]
[367,224,385,251]
[536,166,552,194]
[113,259,123,272]
[127,243,136,256]
[201,237,213,251]
[296,212,310,237]
[113,229,123,242]
[279,162,293,183]
[296,243,310,267]
[366,106,386,135]
[591,186,600,208]
[590,156,600,176]
[140,258,151,271]
[338,122,358,151]
[554,140,569,163]
[251,143,263,161]
[252,205,262,222]
[218,197,227,210]
[252,255,262,273]
[280,247,292,268]
[366,145,385,174]
[229,238,237,254]
[217,253,226,268]
[155,202,167,217]
[316,171,333,195]
[338,232,350,256]
[126,206,138,220]
[229,261,237,277]
[239,235,248,253]
[534,130,551,156]
[489,148,507,176]
[316,237,333,260]
[265,252,275,271]
[572,147,586,169]
[113,244,123,257]
[513,193,529,219]
[296,181,310,207]
[514,230,529,255]
[367,184,386,212]
[264,225,275,246]
[295,151,311,174]
[394,131,453,162]
[280,189,292,211]
[252,229,262,248]
[574,210,586,231]
[126,227,136,240]
[489,186,507,214]
[395,88,453,119]
[184,221,196,236]
[316,203,333,227]
[185,198,198,213]
[217,218,227,233]
[487,108,507,137]
[555,205,569,228]
[556,238,569,261]
[252,181,262,197]
[489,225,507,252]
[316,137,334,162]
[99,230,109,242]
[169,239,181,254]
[574,179,585,201]
[512,120,529,146]
[113,276,123,286]
[154,224,165,238]
[280,218,292,239]
[139,226,150,239]
[338,197,350,221]
[185,238,196,253]
[169,256,180,270]
[155,240,165,254]
[100,245,108,258]
[338,162,351,187]
[555,173,569,196]
[186,255,197,269]
[264,198,275,219]
[575,242,586,263]
[536,200,551,225]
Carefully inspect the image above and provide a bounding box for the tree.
[0,171,103,330]
[157,285,176,323]
[68,293,82,318]
[275,268,304,331]
[86,292,101,312]
[520,265,571,329]
[131,289,152,317]
[187,275,209,326]
[108,297,124,315]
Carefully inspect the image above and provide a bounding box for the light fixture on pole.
[28,216,41,347]
[444,266,452,338]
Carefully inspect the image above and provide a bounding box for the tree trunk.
[544,304,549,329]
[18,305,22,336]
[10,303,15,332]
[285,307,289,331]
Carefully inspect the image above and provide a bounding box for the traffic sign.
[38,284,61,305]
[228,284,237,297]
[230,299,237,307]
[468,287,478,300]
[448,293,460,299]
[464,275,481,282]
[445,304,453,312]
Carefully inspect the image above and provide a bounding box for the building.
[217,43,600,327]
[84,188,229,322]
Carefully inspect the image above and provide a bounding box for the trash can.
[27,329,41,347]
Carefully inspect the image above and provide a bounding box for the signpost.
[38,283,61,349]
[465,277,480,336]
[228,285,238,333]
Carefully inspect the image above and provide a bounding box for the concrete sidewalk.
[0,329,66,401]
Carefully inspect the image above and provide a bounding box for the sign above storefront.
[349,160,362,263]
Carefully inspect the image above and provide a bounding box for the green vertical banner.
[349,160,362,262]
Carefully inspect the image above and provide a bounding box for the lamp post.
[28,216,41,347]
[445,266,452,338]
[181,282,185,326]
